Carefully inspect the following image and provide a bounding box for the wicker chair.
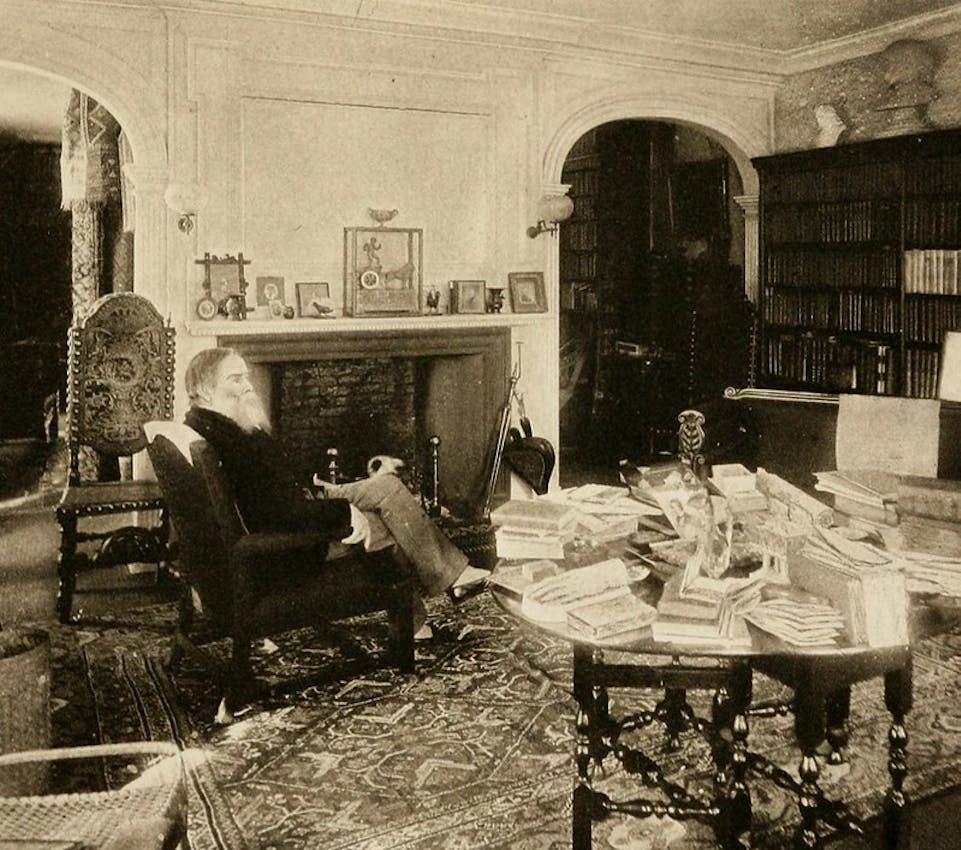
[0,742,187,849]
[144,422,416,722]
[55,293,176,623]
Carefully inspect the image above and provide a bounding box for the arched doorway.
[553,118,759,485]
[0,47,166,499]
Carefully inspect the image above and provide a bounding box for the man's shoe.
[448,565,491,603]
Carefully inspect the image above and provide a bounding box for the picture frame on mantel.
[344,226,423,316]
[449,280,487,314]
[508,271,547,313]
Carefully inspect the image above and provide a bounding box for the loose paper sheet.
[835,394,940,477]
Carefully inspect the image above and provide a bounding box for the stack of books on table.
[813,468,900,526]
[490,498,580,560]
[791,526,908,647]
[709,464,769,515]
[649,570,755,648]
[518,557,656,639]
[896,476,961,557]
[548,483,665,545]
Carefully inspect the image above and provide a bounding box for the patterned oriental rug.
[34,594,961,850]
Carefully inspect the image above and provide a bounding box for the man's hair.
[185,347,242,405]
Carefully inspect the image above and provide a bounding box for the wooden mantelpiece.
[216,324,512,514]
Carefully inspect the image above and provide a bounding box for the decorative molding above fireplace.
[186,313,546,337]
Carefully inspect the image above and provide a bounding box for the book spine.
[897,483,961,522]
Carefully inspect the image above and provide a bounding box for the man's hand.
[341,504,372,549]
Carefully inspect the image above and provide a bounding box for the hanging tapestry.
[60,90,122,210]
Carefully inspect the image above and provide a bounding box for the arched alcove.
[544,97,766,483]
[0,20,168,310]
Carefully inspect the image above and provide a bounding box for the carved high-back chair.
[55,293,175,623]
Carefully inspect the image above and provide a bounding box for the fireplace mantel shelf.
[185,313,546,337]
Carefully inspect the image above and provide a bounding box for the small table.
[492,569,958,849]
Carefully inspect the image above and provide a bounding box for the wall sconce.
[164,181,207,234]
[527,193,574,238]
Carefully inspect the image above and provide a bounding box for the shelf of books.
[754,128,961,399]
[560,130,599,317]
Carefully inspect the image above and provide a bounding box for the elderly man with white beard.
[182,347,489,640]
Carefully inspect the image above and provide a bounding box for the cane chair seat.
[0,742,187,850]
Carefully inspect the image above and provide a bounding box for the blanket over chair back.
[145,422,245,627]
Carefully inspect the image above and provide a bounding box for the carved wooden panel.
[68,293,175,457]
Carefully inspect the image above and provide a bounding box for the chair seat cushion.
[58,480,164,516]
[247,549,411,636]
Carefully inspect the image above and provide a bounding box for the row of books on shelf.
[764,161,901,204]
[559,252,596,279]
[903,296,961,344]
[560,220,597,251]
[901,347,942,399]
[903,198,961,246]
[904,158,961,195]
[761,333,892,393]
[764,249,899,289]
[762,287,900,333]
[565,168,600,197]
[560,281,597,313]
[903,248,961,294]
[766,201,896,245]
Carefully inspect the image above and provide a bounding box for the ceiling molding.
[155,0,961,79]
[779,5,961,74]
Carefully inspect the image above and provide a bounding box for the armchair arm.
[231,531,338,565]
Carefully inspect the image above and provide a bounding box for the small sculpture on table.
[486,286,505,313]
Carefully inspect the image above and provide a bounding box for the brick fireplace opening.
[219,326,511,515]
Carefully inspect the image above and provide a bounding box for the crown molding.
[782,4,961,74]
[60,0,961,78]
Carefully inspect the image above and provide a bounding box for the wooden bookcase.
[754,128,961,398]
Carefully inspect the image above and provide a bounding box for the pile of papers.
[896,550,961,597]
[550,483,664,545]
[814,468,900,525]
[517,557,655,639]
[744,597,846,647]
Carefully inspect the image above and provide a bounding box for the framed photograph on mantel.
[344,227,422,316]
[508,271,547,313]
[450,280,487,314]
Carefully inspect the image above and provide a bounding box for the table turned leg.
[56,512,78,624]
[572,645,598,850]
[883,661,913,850]
[825,687,851,766]
[793,688,826,849]
[712,662,752,850]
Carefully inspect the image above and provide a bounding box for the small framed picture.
[450,280,487,314]
[255,276,285,307]
[508,271,547,313]
[296,281,334,318]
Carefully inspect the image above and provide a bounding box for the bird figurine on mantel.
[368,208,398,226]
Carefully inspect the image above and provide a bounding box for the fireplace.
[219,326,511,515]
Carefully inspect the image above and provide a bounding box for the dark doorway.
[558,120,754,485]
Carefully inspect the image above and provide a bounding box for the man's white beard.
[234,391,272,434]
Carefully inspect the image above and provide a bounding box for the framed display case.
[344,227,422,316]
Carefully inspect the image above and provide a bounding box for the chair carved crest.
[68,293,175,473]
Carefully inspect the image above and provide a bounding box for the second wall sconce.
[527,192,574,238]
[164,181,207,234]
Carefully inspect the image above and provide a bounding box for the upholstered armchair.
[144,422,415,721]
